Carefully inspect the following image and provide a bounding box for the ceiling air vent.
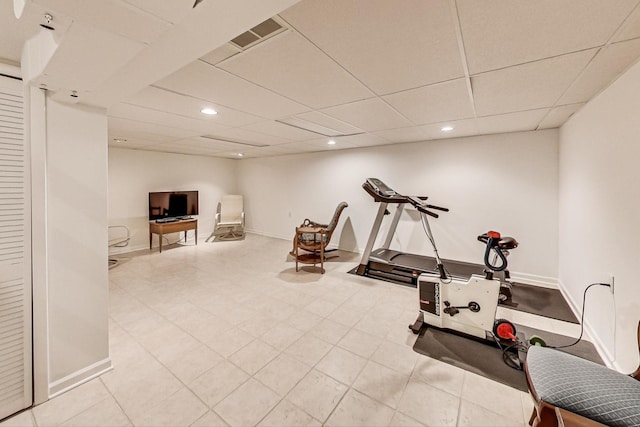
[230,17,284,50]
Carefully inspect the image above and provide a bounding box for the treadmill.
[355,178,486,287]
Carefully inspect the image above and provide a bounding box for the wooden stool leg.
[295,235,299,272]
[320,238,324,274]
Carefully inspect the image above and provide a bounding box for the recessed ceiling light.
[327,140,336,145]
[201,107,218,115]
[441,126,454,132]
[237,153,244,157]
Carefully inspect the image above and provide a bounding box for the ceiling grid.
[3,0,640,158]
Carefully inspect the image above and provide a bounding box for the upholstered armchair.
[524,322,640,427]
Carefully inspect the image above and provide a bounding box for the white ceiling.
[3,0,640,159]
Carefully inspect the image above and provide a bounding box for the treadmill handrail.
[362,181,449,218]
[416,205,440,218]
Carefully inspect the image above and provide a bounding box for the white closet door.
[0,76,32,420]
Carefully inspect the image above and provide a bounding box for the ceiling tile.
[206,127,291,146]
[476,109,550,135]
[139,144,206,156]
[291,111,364,135]
[200,43,242,66]
[371,127,428,144]
[219,145,293,159]
[40,0,172,43]
[382,78,474,125]
[538,104,584,129]
[458,0,639,74]
[9,1,640,160]
[39,21,145,93]
[155,60,311,119]
[174,137,248,152]
[142,139,240,157]
[107,135,165,149]
[612,5,640,42]
[218,31,373,109]
[559,38,640,105]
[276,137,360,153]
[108,103,230,135]
[108,117,197,140]
[107,131,176,147]
[280,0,464,94]
[241,120,319,141]
[417,118,480,141]
[373,118,480,144]
[472,50,597,116]
[108,142,159,151]
[331,133,390,148]
[125,86,263,128]
[122,0,194,25]
[321,98,412,132]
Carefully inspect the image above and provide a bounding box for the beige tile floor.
[1,233,580,427]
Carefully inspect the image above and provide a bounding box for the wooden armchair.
[291,202,348,272]
[524,322,640,427]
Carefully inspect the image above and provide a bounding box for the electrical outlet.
[609,273,615,294]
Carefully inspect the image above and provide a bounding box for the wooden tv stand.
[149,218,197,253]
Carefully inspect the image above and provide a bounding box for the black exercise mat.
[514,324,602,364]
[412,325,528,392]
[501,282,579,324]
[412,323,602,392]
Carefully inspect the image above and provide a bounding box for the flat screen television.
[149,191,199,220]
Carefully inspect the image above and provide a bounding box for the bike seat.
[497,237,518,250]
[477,234,519,250]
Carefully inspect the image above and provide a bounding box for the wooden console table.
[149,219,197,253]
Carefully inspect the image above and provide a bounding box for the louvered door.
[0,76,32,420]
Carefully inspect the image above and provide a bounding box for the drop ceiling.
[3,0,640,159]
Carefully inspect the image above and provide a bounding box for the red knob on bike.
[487,230,501,239]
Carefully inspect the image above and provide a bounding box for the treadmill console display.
[366,178,397,197]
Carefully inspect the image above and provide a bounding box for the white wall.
[108,148,237,251]
[238,130,559,281]
[559,60,640,371]
[43,98,111,393]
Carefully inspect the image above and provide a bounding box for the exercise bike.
[408,198,519,343]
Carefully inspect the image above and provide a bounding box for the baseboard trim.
[244,229,289,241]
[510,273,559,289]
[48,358,113,399]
